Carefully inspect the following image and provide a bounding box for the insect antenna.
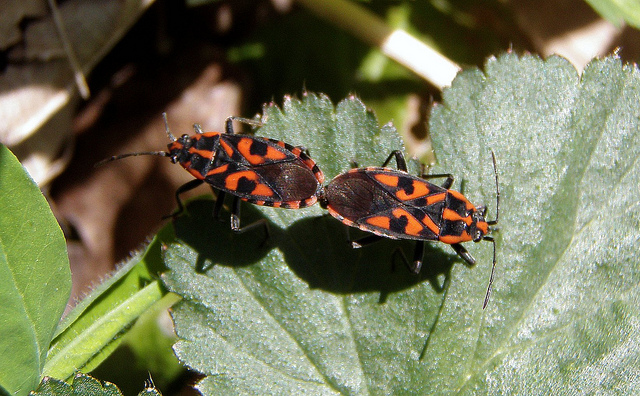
[482,236,496,309]
[95,151,169,167]
[95,112,176,168]
[162,112,176,141]
[482,150,500,309]
[487,150,499,226]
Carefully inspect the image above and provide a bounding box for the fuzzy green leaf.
[429,53,640,393]
[30,372,162,396]
[31,373,121,396]
[0,145,71,396]
[164,55,640,394]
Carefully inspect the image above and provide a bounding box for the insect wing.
[205,135,321,205]
[326,168,445,240]
[220,134,298,167]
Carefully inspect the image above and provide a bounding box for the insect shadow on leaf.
[281,213,457,298]
[171,199,277,273]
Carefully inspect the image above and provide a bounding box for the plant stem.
[296,0,461,89]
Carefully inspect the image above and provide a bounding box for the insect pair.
[100,114,499,307]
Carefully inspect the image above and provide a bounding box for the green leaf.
[164,55,640,394]
[44,227,173,381]
[31,373,122,396]
[89,292,182,396]
[0,145,71,396]
[430,53,640,392]
[583,0,640,29]
[31,373,162,396]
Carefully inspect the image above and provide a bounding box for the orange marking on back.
[396,180,431,200]
[251,183,274,197]
[392,208,423,236]
[207,164,228,176]
[266,146,288,160]
[440,232,472,244]
[188,148,214,159]
[225,170,259,190]
[419,212,440,235]
[220,140,235,157]
[366,216,391,229]
[443,209,472,226]
[374,174,399,187]
[426,192,447,205]
[237,138,288,165]
[186,167,205,180]
[237,139,264,165]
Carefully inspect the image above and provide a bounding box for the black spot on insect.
[397,176,415,196]
[249,140,269,156]
[236,176,258,194]
[389,213,409,233]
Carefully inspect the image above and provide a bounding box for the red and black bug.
[98,113,324,234]
[320,150,499,308]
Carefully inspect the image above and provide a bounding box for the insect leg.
[350,231,420,273]
[450,243,476,266]
[229,196,270,239]
[391,241,425,274]
[410,241,425,274]
[419,171,455,189]
[212,189,226,221]
[381,151,455,189]
[225,116,264,135]
[163,179,204,219]
[350,233,383,248]
[381,150,408,171]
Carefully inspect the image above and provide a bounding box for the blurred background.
[1,0,639,393]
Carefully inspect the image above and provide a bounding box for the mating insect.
[321,150,499,308]
[98,113,324,234]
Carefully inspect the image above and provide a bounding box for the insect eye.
[179,135,194,149]
[474,207,486,220]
